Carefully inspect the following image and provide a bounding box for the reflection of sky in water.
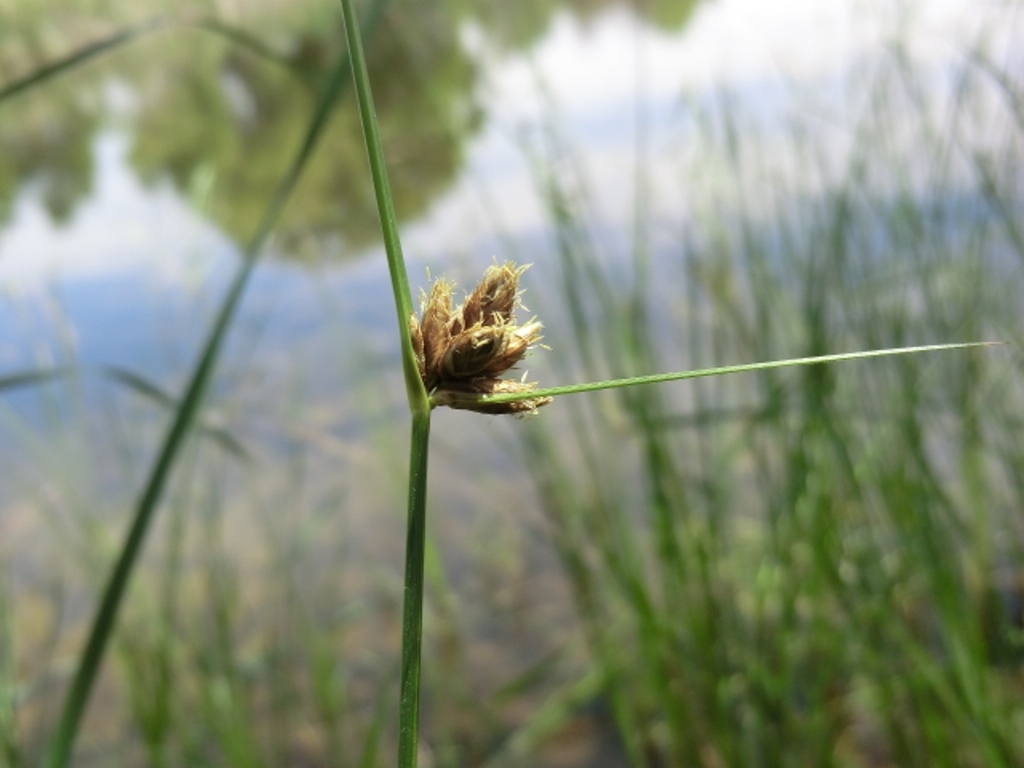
[409,0,1024,255]
[0,133,232,288]
[0,0,1019,378]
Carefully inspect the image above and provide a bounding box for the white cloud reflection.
[0,133,232,292]
[405,0,1023,260]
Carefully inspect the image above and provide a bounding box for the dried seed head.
[411,261,551,415]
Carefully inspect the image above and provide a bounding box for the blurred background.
[1,0,1023,766]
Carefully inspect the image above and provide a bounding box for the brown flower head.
[409,262,551,415]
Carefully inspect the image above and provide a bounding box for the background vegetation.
[1,0,1022,766]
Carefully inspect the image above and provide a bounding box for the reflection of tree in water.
[469,0,702,51]
[130,6,480,255]
[0,0,703,255]
[0,85,97,226]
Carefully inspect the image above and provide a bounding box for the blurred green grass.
[506,31,1024,767]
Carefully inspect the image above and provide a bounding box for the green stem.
[336,2,433,765]
[42,21,365,767]
[0,18,170,104]
[338,0,427,415]
[433,342,1002,409]
[44,231,260,768]
[398,411,431,767]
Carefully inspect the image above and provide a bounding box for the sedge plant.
[334,1,1000,766]
[4,2,1001,764]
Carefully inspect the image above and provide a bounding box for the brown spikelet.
[462,262,526,328]
[442,326,508,380]
[418,277,455,391]
[412,262,549,415]
[409,312,426,382]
